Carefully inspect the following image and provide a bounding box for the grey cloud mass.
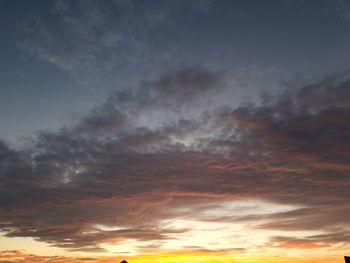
[1,67,350,251]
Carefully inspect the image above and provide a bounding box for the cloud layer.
[1,68,350,253]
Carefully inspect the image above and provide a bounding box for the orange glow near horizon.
[0,249,345,263]
[1,199,349,263]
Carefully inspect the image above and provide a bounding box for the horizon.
[1,0,350,262]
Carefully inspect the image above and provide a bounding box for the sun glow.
[126,252,342,263]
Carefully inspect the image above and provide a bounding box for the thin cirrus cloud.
[1,66,350,253]
[18,0,214,87]
[19,0,151,82]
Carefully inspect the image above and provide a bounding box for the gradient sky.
[1,0,350,262]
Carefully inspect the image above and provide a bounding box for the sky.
[1,0,350,262]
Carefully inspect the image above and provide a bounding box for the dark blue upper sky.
[1,0,350,143]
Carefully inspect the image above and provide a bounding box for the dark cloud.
[142,67,224,106]
[268,230,350,249]
[1,69,350,251]
[74,66,223,137]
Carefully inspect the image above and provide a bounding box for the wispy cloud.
[18,0,215,87]
[19,0,152,85]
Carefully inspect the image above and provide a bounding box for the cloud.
[18,0,159,85]
[1,68,350,252]
[18,0,216,86]
[268,230,350,249]
[0,250,110,263]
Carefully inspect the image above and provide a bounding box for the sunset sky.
[1,0,350,262]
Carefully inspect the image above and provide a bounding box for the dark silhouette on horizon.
[120,260,128,263]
